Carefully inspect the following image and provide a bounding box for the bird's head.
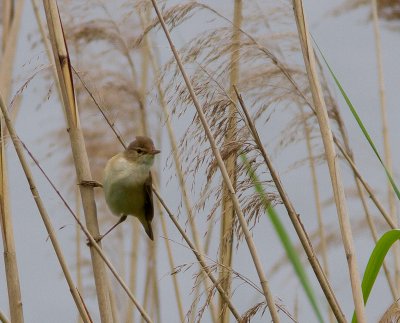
[125,136,160,166]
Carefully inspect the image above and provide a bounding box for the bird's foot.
[79,180,103,188]
[86,234,103,247]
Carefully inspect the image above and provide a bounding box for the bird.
[99,136,160,242]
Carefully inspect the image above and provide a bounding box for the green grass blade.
[313,38,400,201]
[351,230,400,323]
[241,154,324,323]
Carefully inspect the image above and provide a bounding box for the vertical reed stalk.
[126,223,140,323]
[0,93,91,323]
[75,186,84,323]
[0,136,24,323]
[41,1,113,321]
[0,0,24,100]
[150,1,280,321]
[219,2,242,322]
[108,275,120,323]
[0,1,25,322]
[158,211,185,322]
[31,0,63,105]
[292,1,365,321]
[300,105,333,322]
[371,0,399,290]
[142,244,153,321]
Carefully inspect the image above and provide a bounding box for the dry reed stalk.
[0,0,23,101]
[152,188,243,321]
[150,1,280,321]
[219,2,242,322]
[142,13,219,322]
[31,0,63,107]
[1,0,12,51]
[0,93,92,323]
[190,212,217,323]
[234,87,346,322]
[300,105,329,276]
[299,105,333,322]
[158,211,185,322]
[0,1,26,322]
[0,138,24,323]
[371,0,400,291]
[151,263,161,323]
[292,1,366,321]
[141,243,154,322]
[126,222,140,323]
[41,1,113,321]
[138,16,161,318]
[75,186,84,323]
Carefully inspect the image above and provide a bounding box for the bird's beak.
[149,149,161,155]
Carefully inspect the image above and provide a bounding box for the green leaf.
[351,230,400,323]
[313,38,400,201]
[241,154,324,323]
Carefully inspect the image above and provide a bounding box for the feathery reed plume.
[379,301,400,323]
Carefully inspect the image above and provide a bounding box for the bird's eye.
[136,148,143,154]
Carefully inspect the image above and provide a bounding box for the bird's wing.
[144,172,154,223]
[142,172,154,240]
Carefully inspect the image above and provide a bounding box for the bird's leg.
[88,215,128,246]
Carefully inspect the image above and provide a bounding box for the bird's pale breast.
[103,154,151,218]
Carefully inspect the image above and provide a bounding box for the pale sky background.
[1,0,399,322]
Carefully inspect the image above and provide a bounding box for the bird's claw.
[79,180,103,188]
[86,235,103,247]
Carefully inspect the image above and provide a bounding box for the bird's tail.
[141,219,154,241]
